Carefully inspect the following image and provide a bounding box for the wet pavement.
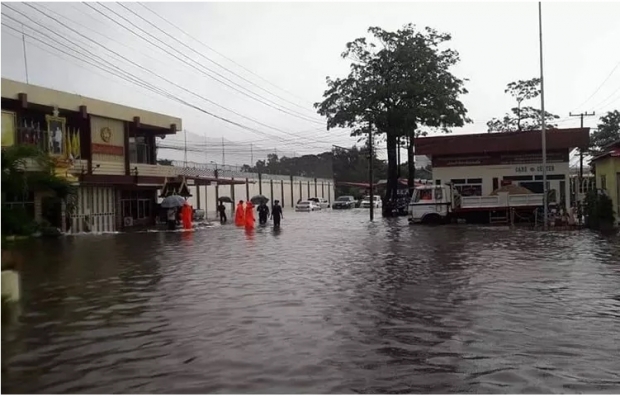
[2,210,620,393]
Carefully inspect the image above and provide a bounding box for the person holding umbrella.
[257,200,270,225]
[217,200,227,224]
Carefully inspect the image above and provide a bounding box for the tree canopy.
[487,77,560,132]
[314,24,470,210]
[590,110,620,153]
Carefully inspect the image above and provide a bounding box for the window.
[413,189,433,202]
[120,190,154,221]
[600,175,607,191]
[434,188,443,201]
[129,136,153,164]
[4,191,35,220]
[452,177,483,197]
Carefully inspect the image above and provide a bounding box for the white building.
[415,128,590,212]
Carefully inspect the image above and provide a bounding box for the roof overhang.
[1,78,182,132]
[416,128,590,157]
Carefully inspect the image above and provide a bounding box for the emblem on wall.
[100,127,112,143]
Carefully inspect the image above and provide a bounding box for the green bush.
[584,189,616,230]
[1,205,38,237]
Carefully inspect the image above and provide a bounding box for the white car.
[309,197,330,209]
[360,195,382,209]
[295,200,321,212]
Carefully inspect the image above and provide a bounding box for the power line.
[6,4,336,148]
[572,58,620,111]
[93,2,324,125]
[125,2,320,117]
[138,1,316,108]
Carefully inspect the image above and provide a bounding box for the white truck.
[408,184,552,224]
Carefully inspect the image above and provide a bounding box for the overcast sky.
[2,1,619,167]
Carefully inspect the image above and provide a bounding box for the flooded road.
[2,210,620,393]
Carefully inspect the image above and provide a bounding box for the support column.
[281,180,284,205]
[270,179,274,207]
[196,183,201,209]
[307,180,311,198]
[231,177,236,215]
[258,173,262,195]
[246,178,250,201]
[290,175,294,208]
[322,181,325,198]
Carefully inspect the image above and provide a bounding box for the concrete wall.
[185,175,335,217]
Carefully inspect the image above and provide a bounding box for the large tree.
[315,24,470,214]
[487,77,560,132]
[590,110,620,154]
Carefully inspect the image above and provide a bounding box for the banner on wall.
[2,111,16,147]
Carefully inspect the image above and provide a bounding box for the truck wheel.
[422,213,442,225]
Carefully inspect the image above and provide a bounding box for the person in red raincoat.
[235,200,245,226]
[181,203,193,230]
[244,201,255,229]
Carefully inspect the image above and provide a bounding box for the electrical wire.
[4,4,340,149]
[138,1,316,108]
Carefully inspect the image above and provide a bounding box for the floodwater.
[2,210,620,393]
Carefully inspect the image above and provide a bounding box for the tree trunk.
[407,132,415,195]
[384,133,398,216]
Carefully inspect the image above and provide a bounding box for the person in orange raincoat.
[245,201,255,229]
[235,200,245,226]
[181,203,193,230]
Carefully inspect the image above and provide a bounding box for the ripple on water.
[2,211,620,393]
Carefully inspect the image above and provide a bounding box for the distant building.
[590,139,620,224]
[415,128,590,213]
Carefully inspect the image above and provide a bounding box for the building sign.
[1,111,16,147]
[515,165,555,173]
[92,143,124,156]
[434,150,568,168]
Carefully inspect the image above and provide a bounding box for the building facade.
[416,128,590,213]
[1,78,182,233]
[591,139,620,224]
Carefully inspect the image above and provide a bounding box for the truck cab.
[408,185,453,224]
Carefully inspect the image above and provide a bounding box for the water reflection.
[2,211,620,393]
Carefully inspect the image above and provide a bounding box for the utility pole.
[538,1,548,230]
[22,24,29,84]
[183,129,188,167]
[368,119,374,221]
[569,111,595,225]
[250,143,254,166]
[221,137,225,165]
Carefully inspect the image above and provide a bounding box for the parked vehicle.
[408,184,551,224]
[332,195,356,209]
[295,200,321,212]
[360,195,382,209]
[309,197,330,209]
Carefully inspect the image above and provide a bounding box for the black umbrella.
[160,195,186,208]
[250,195,268,205]
[218,196,233,204]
